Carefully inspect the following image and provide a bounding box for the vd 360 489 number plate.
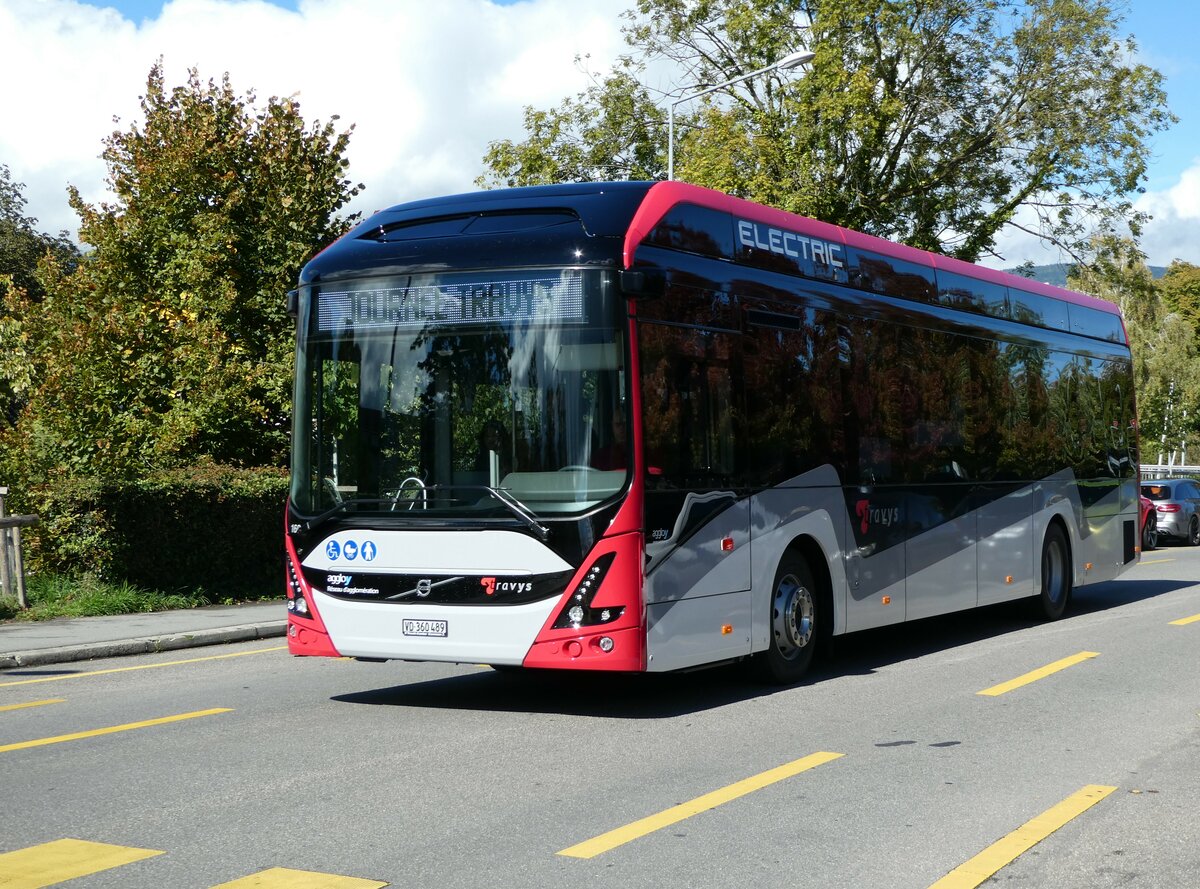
[402,619,448,637]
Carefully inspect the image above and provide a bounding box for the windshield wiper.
[299,488,550,541]
[412,485,550,541]
[301,498,395,533]
[478,485,552,542]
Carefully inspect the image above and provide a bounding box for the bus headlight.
[552,553,625,629]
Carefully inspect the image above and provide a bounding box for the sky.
[0,0,1197,271]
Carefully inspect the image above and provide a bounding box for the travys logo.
[480,577,533,596]
[855,499,900,534]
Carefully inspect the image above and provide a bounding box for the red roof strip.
[624,180,1120,317]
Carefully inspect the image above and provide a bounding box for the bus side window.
[638,321,740,488]
[743,306,844,486]
[840,314,904,486]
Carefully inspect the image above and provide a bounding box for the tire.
[1036,524,1072,621]
[1142,517,1157,552]
[754,554,820,684]
[1188,516,1200,547]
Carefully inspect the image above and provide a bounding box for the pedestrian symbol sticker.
[361,541,377,561]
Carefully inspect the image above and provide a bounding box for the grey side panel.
[645,498,752,671]
[905,486,978,620]
[644,496,751,602]
[978,486,1035,605]
[1073,480,1135,584]
[646,591,753,672]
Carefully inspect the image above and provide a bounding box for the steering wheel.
[323,478,344,503]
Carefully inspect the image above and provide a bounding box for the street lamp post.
[667,49,815,181]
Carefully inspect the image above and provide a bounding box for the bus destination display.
[317,271,586,332]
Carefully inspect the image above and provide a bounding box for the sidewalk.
[0,600,287,669]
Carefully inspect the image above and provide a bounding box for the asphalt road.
[1,546,1197,889]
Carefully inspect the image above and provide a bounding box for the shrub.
[18,464,288,600]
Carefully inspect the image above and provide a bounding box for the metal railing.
[1140,464,1200,480]
[0,487,39,610]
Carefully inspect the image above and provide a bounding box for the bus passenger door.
[843,487,908,630]
[637,319,753,671]
[899,332,978,619]
[839,314,908,630]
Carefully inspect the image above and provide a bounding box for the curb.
[0,621,288,669]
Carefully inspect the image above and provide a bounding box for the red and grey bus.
[284,181,1140,682]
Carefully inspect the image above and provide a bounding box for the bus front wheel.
[755,554,819,684]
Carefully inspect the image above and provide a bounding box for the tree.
[480,0,1172,263]
[1158,260,1200,334]
[0,164,79,298]
[0,63,362,481]
[0,164,81,424]
[1068,238,1200,463]
[480,65,665,186]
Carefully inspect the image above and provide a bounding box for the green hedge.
[19,465,288,599]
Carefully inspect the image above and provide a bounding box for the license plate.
[403,619,448,638]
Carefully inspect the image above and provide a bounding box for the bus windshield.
[290,268,630,519]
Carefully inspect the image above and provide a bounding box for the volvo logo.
[416,579,433,598]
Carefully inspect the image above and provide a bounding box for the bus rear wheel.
[1036,524,1072,620]
[755,554,819,684]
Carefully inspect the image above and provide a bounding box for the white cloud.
[1135,159,1200,267]
[978,207,1076,273]
[0,0,629,239]
[981,162,1200,273]
[7,0,1195,273]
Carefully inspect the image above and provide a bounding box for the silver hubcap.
[772,573,814,660]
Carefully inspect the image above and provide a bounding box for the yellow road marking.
[0,708,231,753]
[0,699,64,713]
[1139,558,1174,565]
[0,646,285,688]
[212,867,388,888]
[977,652,1099,697]
[0,838,164,888]
[928,784,1117,889]
[1170,613,1200,626]
[557,751,844,859]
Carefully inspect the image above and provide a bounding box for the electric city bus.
[284,181,1139,683]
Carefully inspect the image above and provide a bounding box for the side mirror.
[286,289,299,319]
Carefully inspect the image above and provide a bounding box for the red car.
[1140,494,1158,551]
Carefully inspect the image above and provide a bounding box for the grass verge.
[0,573,219,622]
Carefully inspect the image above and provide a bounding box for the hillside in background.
[1005,262,1169,287]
